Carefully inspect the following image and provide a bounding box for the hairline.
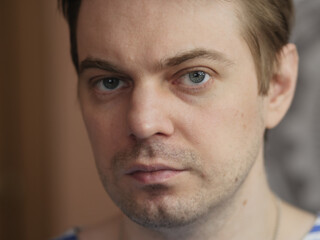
[59,0,292,95]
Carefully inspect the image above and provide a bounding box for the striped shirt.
[54,214,320,240]
[303,215,320,240]
[53,228,79,240]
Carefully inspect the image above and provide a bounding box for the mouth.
[125,164,185,184]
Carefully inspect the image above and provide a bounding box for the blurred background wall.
[0,1,117,239]
[0,0,319,239]
[266,0,320,212]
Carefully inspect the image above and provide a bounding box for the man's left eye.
[181,71,210,85]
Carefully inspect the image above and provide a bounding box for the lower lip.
[129,170,183,184]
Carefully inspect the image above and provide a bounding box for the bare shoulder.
[278,200,317,240]
[78,213,123,240]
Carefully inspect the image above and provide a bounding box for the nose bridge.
[127,80,174,139]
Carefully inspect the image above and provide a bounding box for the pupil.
[189,71,205,83]
[103,78,119,89]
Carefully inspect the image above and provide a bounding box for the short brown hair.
[58,0,294,94]
[235,1,294,94]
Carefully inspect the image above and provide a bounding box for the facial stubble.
[96,141,219,229]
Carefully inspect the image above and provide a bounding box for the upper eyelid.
[179,71,211,83]
[86,76,127,93]
[85,66,216,85]
[173,66,216,79]
[89,74,129,84]
[93,77,128,93]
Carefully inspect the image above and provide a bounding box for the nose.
[126,82,174,140]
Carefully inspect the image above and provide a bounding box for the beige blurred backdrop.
[1,1,319,240]
[0,1,118,239]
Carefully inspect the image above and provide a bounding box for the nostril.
[126,87,175,139]
[127,112,174,140]
[128,120,159,139]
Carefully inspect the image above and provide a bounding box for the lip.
[125,164,185,184]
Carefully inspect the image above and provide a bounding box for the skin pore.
[75,0,315,239]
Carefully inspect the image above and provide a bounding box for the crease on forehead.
[77,0,245,67]
[79,0,237,25]
[78,0,241,41]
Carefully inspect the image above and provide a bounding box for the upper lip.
[124,164,183,175]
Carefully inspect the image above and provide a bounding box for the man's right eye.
[96,77,125,91]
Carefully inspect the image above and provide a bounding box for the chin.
[111,187,212,230]
[122,201,205,229]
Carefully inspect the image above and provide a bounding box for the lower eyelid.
[174,78,213,95]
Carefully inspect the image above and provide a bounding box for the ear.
[265,43,299,129]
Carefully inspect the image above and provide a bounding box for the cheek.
[80,101,128,167]
[182,94,265,171]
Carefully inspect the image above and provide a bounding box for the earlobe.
[265,43,299,129]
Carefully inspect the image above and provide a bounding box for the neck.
[121,150,277,240]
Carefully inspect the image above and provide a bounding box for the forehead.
[77,0,246,68]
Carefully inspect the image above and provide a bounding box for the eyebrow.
[162,48,234,68]
[79,58,123,75]
[79,48,234,74]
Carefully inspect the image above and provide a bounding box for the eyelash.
[89,68,215,95]
[172,67,215,92]
[90,75,128,92]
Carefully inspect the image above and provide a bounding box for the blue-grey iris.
[189,71,206,83]
[103,78,120,90]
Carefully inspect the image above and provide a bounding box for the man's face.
[77,0,267,228]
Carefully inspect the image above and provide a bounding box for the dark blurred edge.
[0,0,52,239]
